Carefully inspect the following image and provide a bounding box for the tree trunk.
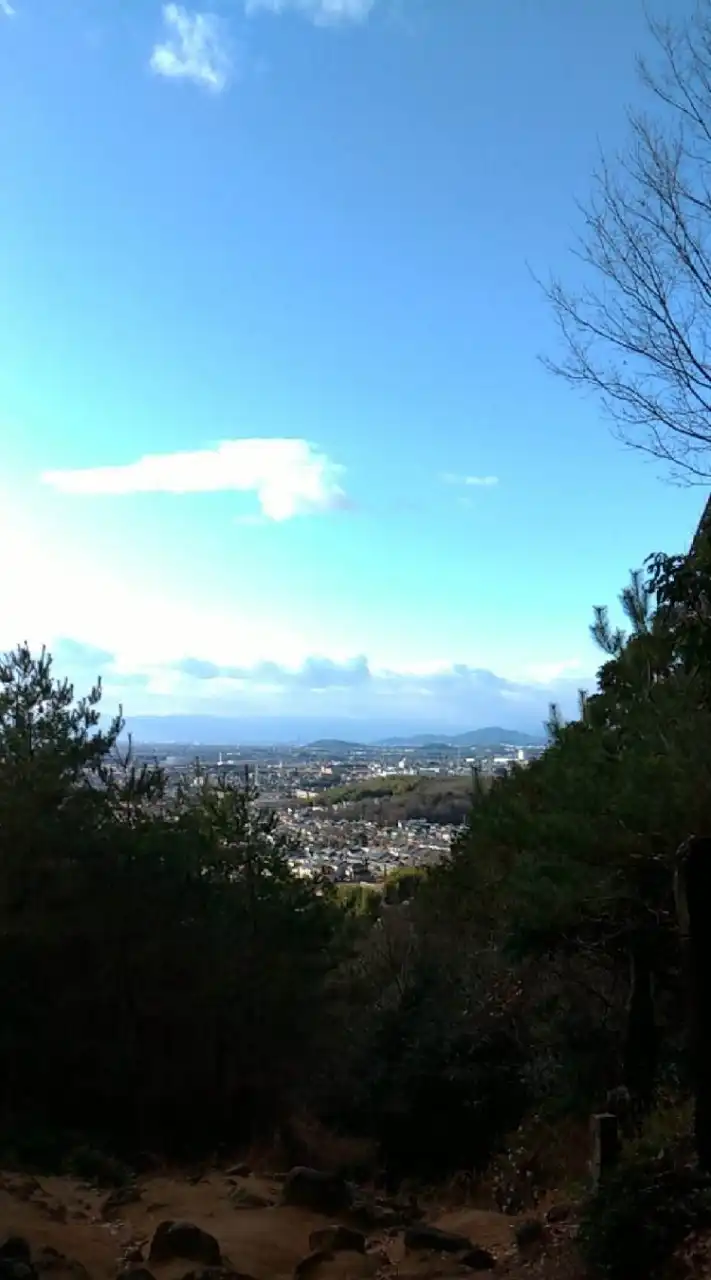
[676,836,711,1171]
[590,1112,620,1189]
[622,934,657,1115]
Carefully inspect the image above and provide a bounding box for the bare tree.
[544,2,711,481]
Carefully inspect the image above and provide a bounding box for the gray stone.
[181,1270,257,1280]
[545,1204,572,1225]
[0,1264,36,1280]
[35,1249,89,1280]
[102,1186,142,1219]
[308,1228,366,1255]
[281,1168,352,1215]
[590,1112,620,1189]
[228,1189,271,1210]
[149,1223,221,1267]
[121,1250,145,1266]
[514,1219,545,1250]
[461,1248,496,1271]
[0,1244,30,1266]
[403,1226,472,1254]
[349,1200,399,1231]
[293,1252,333,1280]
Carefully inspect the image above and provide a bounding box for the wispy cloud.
[0,1,16,16]
[166,655,579,699]
[150,4,231,92]
[41,437,349,522]
[54,642,592,729]
[441,472,499,488]
[245,0,376,26]
[52,637,114,668]
[524,658,582,684]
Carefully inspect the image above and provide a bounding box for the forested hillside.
[314,773,480,825]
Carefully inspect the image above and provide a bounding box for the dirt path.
[0,1168,581,1280]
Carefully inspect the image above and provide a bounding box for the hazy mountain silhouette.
[377,727,545,748]
[122,714,546,747]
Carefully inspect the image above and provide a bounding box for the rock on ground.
[281,1169,352,1216]
[403,1225,474,1254]
[148,1222,221,1267]
[460,1247,496,1271]
[308,1228,365,1255]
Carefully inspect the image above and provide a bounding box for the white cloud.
[150,4,231,93]
[524,658,582,684]
[36,638,591,731]
[441,472,499,488]
[41,437,348,522]
[0,480,591,730]
[0,1,16,15]
[245,0,376,25]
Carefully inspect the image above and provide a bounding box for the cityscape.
[132,733,547,885]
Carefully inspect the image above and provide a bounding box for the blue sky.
[0,0,705,735]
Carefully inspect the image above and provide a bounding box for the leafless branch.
[542,1,711,481]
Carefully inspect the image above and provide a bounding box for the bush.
[372,1022,529,1185]
[318,919,531,1186]
[337,883,383,918]
[383,867,426,904]
[63,1144,135,1187]
[0,1122,84,1174]
[0,644,350,1158]
[579,1141,711,1280]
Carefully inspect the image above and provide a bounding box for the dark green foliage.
[0,643,346,1158]
[579,1143,711,1280]
[337,882,383,918]
[309,529,711,1182]
[371,1019,529,1184]
[424,538,711,1122]
[316,893,531,1182]
[383,866,426,904]
[62,1145,134,1187]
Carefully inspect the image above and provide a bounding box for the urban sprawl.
[133,737,545,885]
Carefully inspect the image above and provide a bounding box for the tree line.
[0,644,348,1159]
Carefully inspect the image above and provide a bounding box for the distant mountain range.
[121,714,546,749]
[306,729,546,750]
[376,727,546,748]
[305,728,545,751]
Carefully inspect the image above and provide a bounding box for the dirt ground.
[0,1167,582,1280]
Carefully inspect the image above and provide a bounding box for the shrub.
[579,1140,711,1280]
[63,1144,134,1187]
[0,644,350,1158]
